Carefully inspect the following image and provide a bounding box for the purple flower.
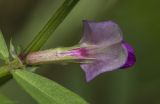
[25,20,136,82]
[78,20,136,82]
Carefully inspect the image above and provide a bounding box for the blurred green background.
[0,0,160,104]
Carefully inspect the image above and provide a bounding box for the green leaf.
[0,31,9,62]
[24,0,80,54]
[9,39,17,59]
[0,94,15,104]
[12,70,88,104]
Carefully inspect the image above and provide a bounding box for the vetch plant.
[0,0,136,104]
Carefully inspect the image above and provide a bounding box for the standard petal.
[80,20,123,46]
[80,43,128,82]
[121,42,136,68]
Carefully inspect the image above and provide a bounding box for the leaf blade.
[12,70,88,104]
[0,31,9,61]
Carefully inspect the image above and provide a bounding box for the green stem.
[0,59,23,82]
[24,0,79,54]
[0,66,10,78]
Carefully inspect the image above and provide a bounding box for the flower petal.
[121,42,136,68]
[80,20,123,46]
[80,43,128,82]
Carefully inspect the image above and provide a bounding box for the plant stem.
[24,0,79,54]
[0,66,10,78]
